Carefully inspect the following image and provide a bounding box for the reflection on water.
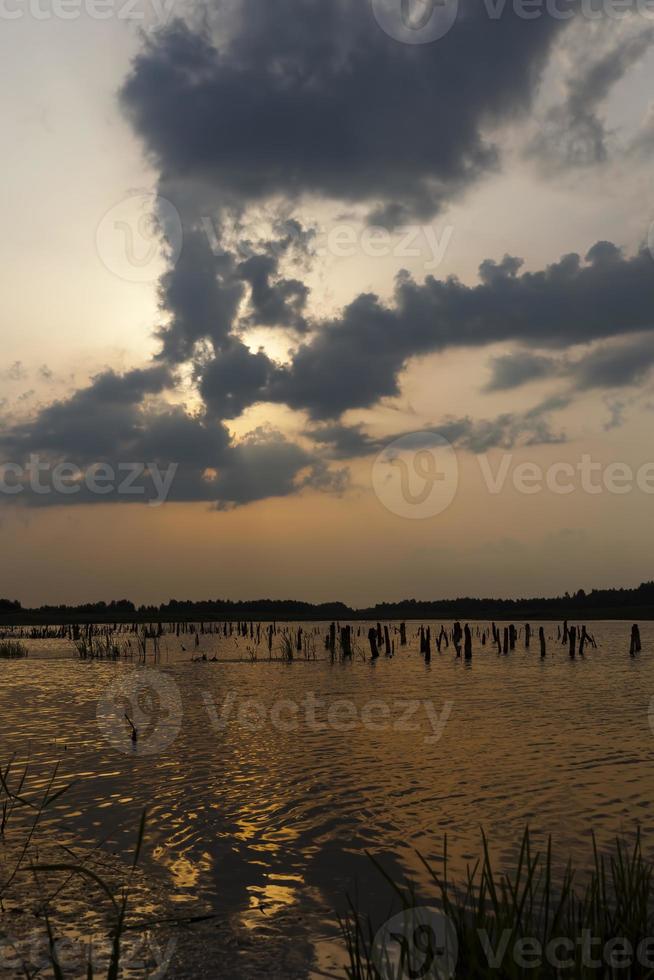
[2,620,654,975]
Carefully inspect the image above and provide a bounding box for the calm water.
[1,620,654,976]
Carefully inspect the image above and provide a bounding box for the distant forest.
[1,581,654,624]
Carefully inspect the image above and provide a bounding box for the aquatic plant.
[32,809,148,980]
[1,762,146,978]
[0,639,28,659]
[341,827,654,979]
[279,631,294,662]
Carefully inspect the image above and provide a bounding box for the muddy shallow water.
[1,620,654,977]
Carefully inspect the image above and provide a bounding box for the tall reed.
[0,640,28,659]
[341,827,654,979]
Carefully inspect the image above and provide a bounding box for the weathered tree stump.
[630,624,642,656]
[368,627,379,660]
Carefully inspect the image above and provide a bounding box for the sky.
[2,0,654,607]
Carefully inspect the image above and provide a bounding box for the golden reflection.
[152,848,214,900]
[242,876,303,930]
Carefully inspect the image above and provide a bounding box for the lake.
[1,620,653,977]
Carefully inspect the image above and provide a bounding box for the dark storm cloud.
[156,230,244,363]
[121,0,569,223]
[0,367,341,508]
[5,238,652,511]
[236,254,309,333]
[260,243,654,419]
[8,0,654,512]
[209,428,346,509]
[2,365,175,457]
[198,339,277,419]
[157,222,316,365]
[120,0,654,433]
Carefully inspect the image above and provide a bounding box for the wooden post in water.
[509,625,516,651]
[569,626,577,659]
[400,622,407,646]
[579,625,590,656]
[630,624,642,656]
[368,627,379,660]
[464,624,472,661]
[424,626,431,664]
[525,624,531,649]
[503,627,509,655]
[539,627,546,658]
[384,625,391,656]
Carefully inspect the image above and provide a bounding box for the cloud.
[603,397,626,430]
[209,427,347,509]
[0,367,344,508]
[4,236,652,510]
[2,365,176,458]
[485,332,654,396]
[7,4,654,512]
[236,254,309,333]
[526,23,654,171]
[484,351,559,391]
[121,0,567,223]
[307,396,568,460]
[259,243,654,419]
[156,229,244,363]
[156,221,316,366]
[2,362,28,382]
[572,333,654,389]
[198,339,276,419]
[117,2,654,442]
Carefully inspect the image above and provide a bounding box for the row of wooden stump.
[328,619,644,663]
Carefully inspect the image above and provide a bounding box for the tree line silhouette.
[1,581,654,624]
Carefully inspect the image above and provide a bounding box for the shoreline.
[2,609,654,627]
